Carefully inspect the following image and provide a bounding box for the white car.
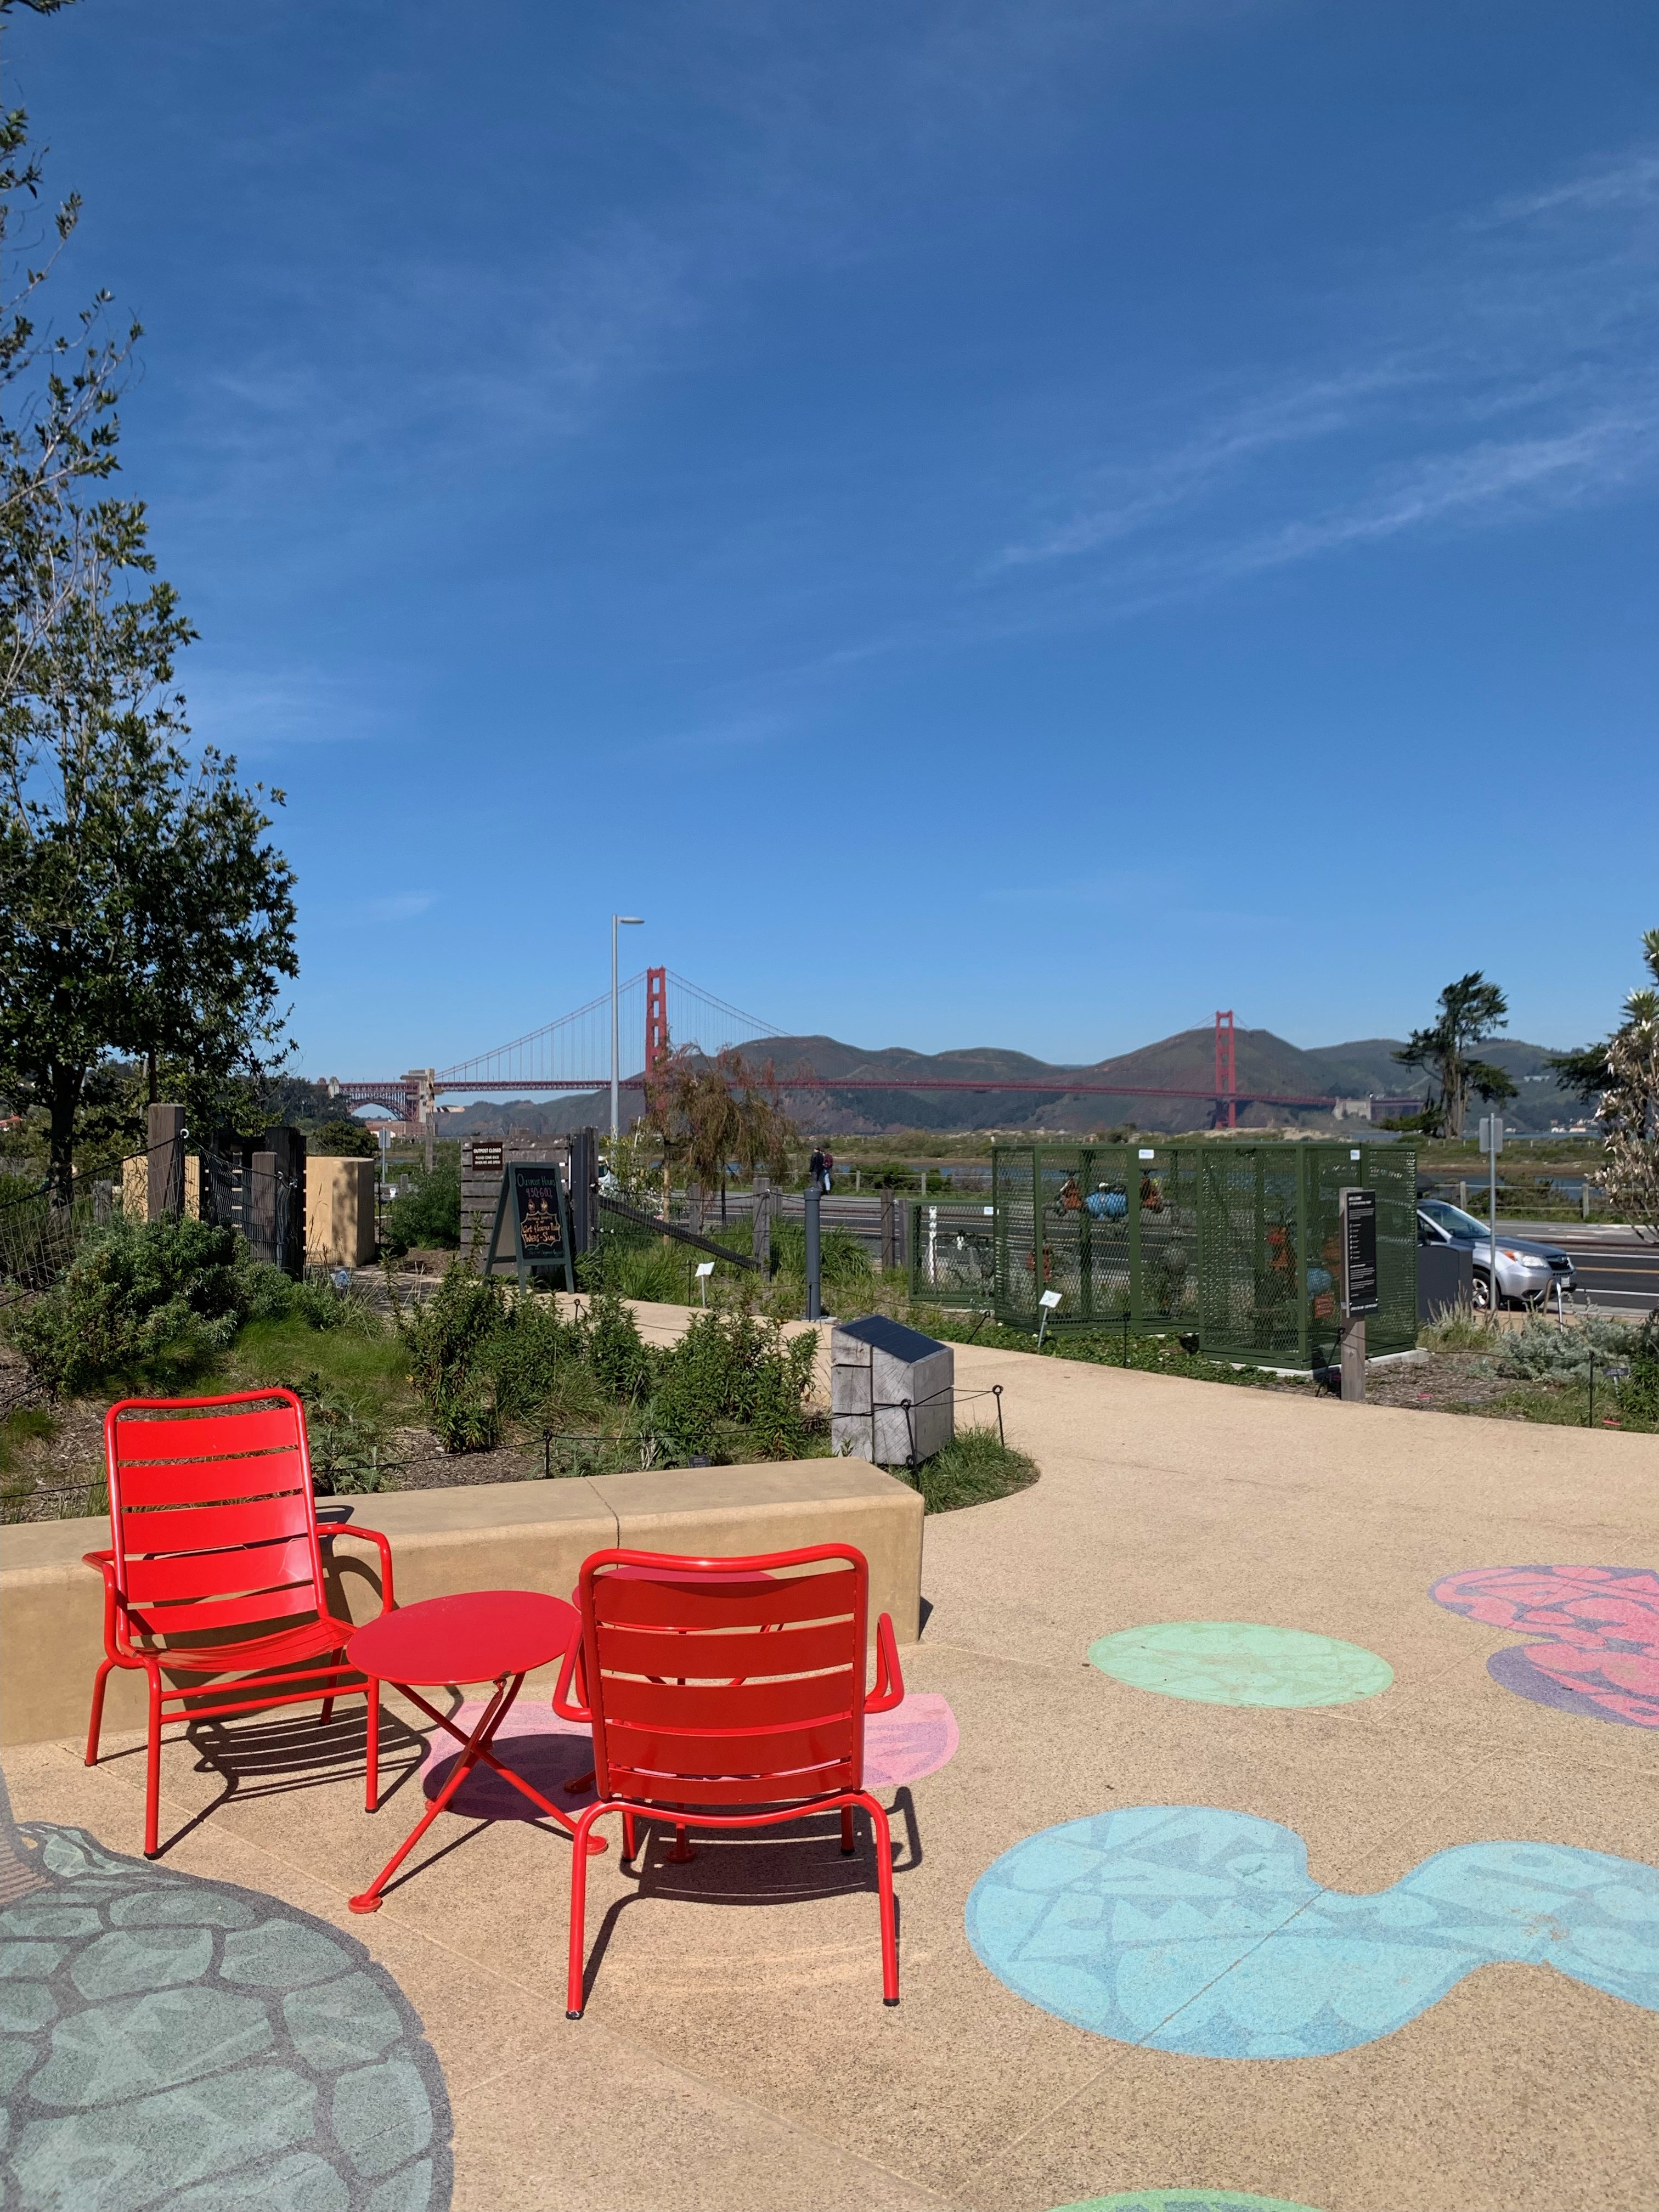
[1416,1201,1577,1310]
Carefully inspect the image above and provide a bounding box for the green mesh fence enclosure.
[992,1141,1417,1367]
[908,1198,997,1307]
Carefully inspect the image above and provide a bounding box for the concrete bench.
[0,1458,923,1747]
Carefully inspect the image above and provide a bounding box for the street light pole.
[611,915,644,1142]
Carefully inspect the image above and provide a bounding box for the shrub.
[1498,1312,1641,1380]
[4,1213,382,1397]
[579,1290,653,1403]
[861,1160,920,1189]
[383,1160,461,1256]
[8,1215,255,1396]
[290,1372,394,1493]
[398,1262,504,1452]
[580,1234,692,1304]
[646,1312,816,1463]
[487,1293,591,1427]
[1617,1316,1659,1429]
[772,1221,872,1285]
[903,1426,1039,1514]
[1420,1295,1499,1352]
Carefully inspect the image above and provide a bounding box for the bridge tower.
[645,967,669,1075]
[1214,1011,1237,1129]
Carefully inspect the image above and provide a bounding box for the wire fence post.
[146,1104,186,1221]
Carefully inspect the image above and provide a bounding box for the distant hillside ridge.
[426,1024,1584,1139]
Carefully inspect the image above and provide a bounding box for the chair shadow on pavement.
[93,1697,435,1860]
[577,1788,922,2008]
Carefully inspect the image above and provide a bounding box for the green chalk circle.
[1056,2193,1324,2211]
[1086,1621,1393,1708]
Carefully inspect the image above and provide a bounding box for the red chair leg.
[669,1824,694,1863]
[566,1804,605,2017]
[365,1681,380,1813]
[84,1660,114,1768]
[621,1811,638,1861]
[840,1804,855,1855]
[860,1793,899,2005]
[143,1669,163,1859]
[319,1695,336,1725]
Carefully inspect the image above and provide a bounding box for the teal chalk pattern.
[0,1824,452,2211]
[966,1805,1659,2058]
[1054,2196,1323,2211]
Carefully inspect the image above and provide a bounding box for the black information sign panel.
[1340,1186,1379,1317]
[482,1162,575,1292]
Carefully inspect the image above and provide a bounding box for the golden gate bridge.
[331,977,1337,1124]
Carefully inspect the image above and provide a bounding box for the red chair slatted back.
[579,1546,871,1812]
[104,1390,326,1649]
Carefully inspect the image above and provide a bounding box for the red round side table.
[347,1588,602,1914]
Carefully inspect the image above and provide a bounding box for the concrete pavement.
[4,1324,1655,2210]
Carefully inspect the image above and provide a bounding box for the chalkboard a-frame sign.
[1340,1186,1380,1318]
[483,1161,576,1292]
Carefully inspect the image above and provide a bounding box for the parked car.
[1416,1201,1577,1310]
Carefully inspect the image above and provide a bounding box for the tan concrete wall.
[0,1458,923,1746]
[120,1155,200,1220]
[304,1155,377,1268]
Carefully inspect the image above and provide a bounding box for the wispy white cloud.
[980,139,1659,617]
[1205,409,1659,581]
[358,893,435,924]
[176,664,388,757]
[991,365,1416,569]
[1483,149,1659,225]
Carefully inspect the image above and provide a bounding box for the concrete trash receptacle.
[831,1314,953,1469]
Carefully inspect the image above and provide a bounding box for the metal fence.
[0,1155,133,1309]
[990,1141,1418,1367]
[908,1198,998,1307]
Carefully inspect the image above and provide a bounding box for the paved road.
[1502,1221,1659,1316]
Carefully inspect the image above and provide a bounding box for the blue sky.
[10,1,1656,1081]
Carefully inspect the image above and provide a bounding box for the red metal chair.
[84,1389,396,1858]
[554,1543,906,2018]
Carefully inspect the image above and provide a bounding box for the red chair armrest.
[551,1631,590,1724]
[81,1550,126,1662]
[318,1525,396,1614]
[864,1611,905,1714]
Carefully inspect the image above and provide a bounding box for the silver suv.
[1416,1201,1577,1310]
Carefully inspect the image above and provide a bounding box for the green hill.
[430,1027,1584,1138]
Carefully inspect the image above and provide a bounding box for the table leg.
[349,1674,517,1913]
[395,1683,603,1847]
[365,1681,380,1814]
[350,1671,603,1914]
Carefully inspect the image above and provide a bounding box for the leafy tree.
[1543,1041,1612,1109]
[0,58,297,1199]
[641,1046,796,1210]
[311,1116,380,1159]
[1598,928,1659,1242]
[1393,973,1515,1139]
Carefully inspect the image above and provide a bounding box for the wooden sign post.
[482,1161,577,1294]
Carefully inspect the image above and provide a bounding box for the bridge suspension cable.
[433,970,781,1093]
